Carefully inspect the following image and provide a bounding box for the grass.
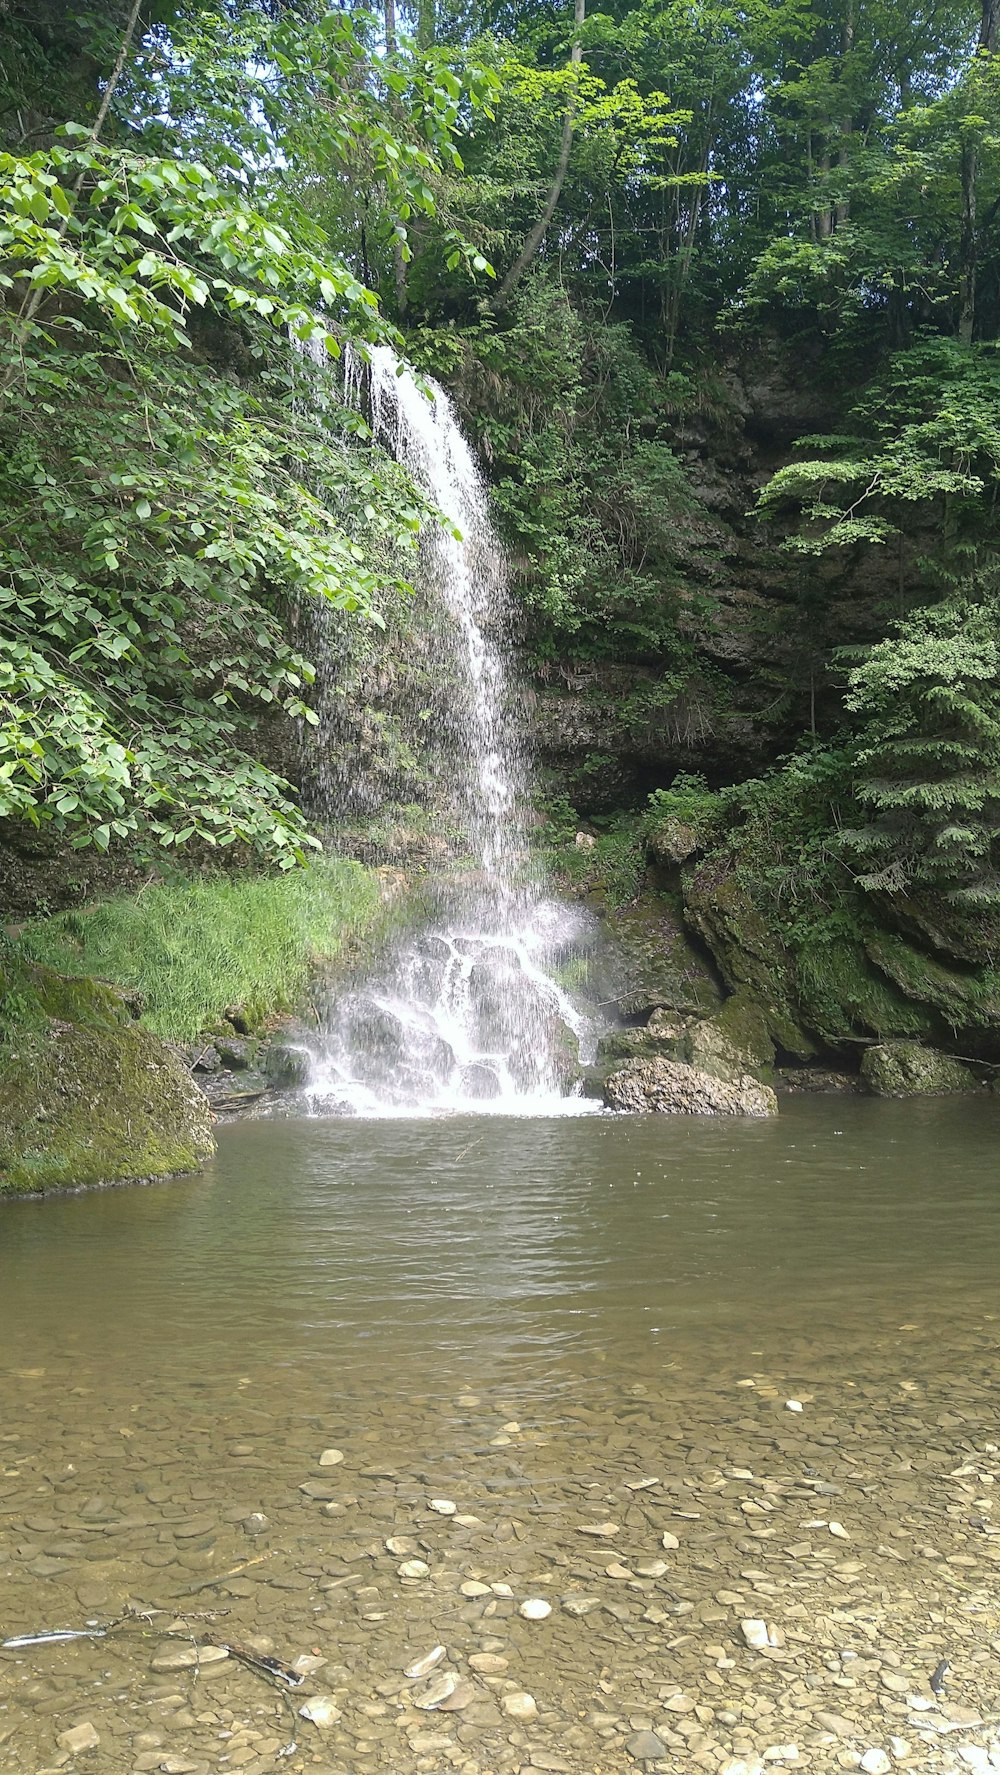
[15,859,382,1041]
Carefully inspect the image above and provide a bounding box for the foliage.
[841,592,1000,904]
[756,340,1000,561]
[0,5,483,864]
[646,771,722,839]
[15,859,381,1039]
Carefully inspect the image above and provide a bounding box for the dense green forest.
[2,0,1000,1074]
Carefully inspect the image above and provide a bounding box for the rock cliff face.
[0,965,213,1195]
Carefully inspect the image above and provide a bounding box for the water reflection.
[1,1098,999,1391]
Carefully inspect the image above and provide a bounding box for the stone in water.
[520,1597,552,1620]
[860,1753,891,1775]
[405,1646,446,1679]
[741,1619,771,1649]
[398,1558,430,1579]
[318,1448,344,1466]
[661,1531,679,1550]
[413,1671,459,1709]
[299,1695,340,1727]
[626,1729,668,1761]
[57,1723,100,1754]
[785,1400,804,1412]
[577,1521,620,1537]
[429,1498,457,1515]
[502,1691,538,1721]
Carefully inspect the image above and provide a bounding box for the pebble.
[469,1653,508,1674]
[428,1498,457,1515]
[298,1695,341,1726]
[860,1753,892,1775]
[741,1620,772,1650]
[576,1521,620,1537]
[785,1400,804,1412]
[660,1531,680,1550]
[56,1723,100,1754]
[625,1729,668,1760]
[502,1692,538,1721]
[318,1448,345,1466]
[413,1671,459,1709]
[398,1559,431,1579]
[460,1580,492,1597]
[149,1643,229,1672]
[405,1647,447,1678]
[519,1598,552,1620]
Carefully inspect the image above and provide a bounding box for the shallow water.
[2,1100,1000,1774]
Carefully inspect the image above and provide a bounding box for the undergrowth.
[15,860,381,1041]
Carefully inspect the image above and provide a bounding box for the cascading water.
[306,347,596,1116]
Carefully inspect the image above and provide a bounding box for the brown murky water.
[1,1099,999,1775]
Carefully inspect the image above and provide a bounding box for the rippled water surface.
[2,1100,1000,1775]
[3,1098,999,1383]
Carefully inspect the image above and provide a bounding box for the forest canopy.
[1,0,998,905]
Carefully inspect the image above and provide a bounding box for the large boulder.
[603,1057,777,1117]
[0,964,214,1195]
[860,1041,981,1098]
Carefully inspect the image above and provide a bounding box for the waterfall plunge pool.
[1,1099,999,1772]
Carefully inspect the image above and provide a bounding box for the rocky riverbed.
[3,1305,1000,1775]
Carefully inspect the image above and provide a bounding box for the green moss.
[581,888,723,1019]
[794,937,933,1046]
[864,931,1000,1029]
[682,865,818,1056]
[0,961,213,1196]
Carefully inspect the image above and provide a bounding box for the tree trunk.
[957,0,997,342]
[493,0,586,308]
[383,0,408,318]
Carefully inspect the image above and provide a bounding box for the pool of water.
[1,1099,999,1775]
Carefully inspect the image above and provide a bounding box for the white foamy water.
[305,347,597,1117]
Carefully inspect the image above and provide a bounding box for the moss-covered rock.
[0,963,213,1195]
[581,890,723,1020]
[683,990,775,1082]
[859,1041,981,1098]
[863,931,1000,1030]
[682,864,814,1055]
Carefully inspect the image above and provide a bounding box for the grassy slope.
[13,859,381,1041]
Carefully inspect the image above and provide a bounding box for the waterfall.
[306,347,595,1117]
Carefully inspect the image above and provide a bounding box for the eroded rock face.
[860,1041,980,1098]
[603,1056,777,1117]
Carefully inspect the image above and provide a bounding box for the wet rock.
[150,1643,229,1673]
[860,1042,979,1097]
[626,1729,668,1761]
[519,1598,552,1620]
[263,1041,312,1088]
[502,1692,538,1721]
[859,1752,891,1775]
[56,1722,100,1754]
[604,1057,777,1117]
[413,1671,459,1709]
[214,1035,255,1070]
[318,1448,345,1466]
[298,1695,341,1726]
[405,1648,447,1679]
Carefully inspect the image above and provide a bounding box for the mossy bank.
[0,860,383,1197]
